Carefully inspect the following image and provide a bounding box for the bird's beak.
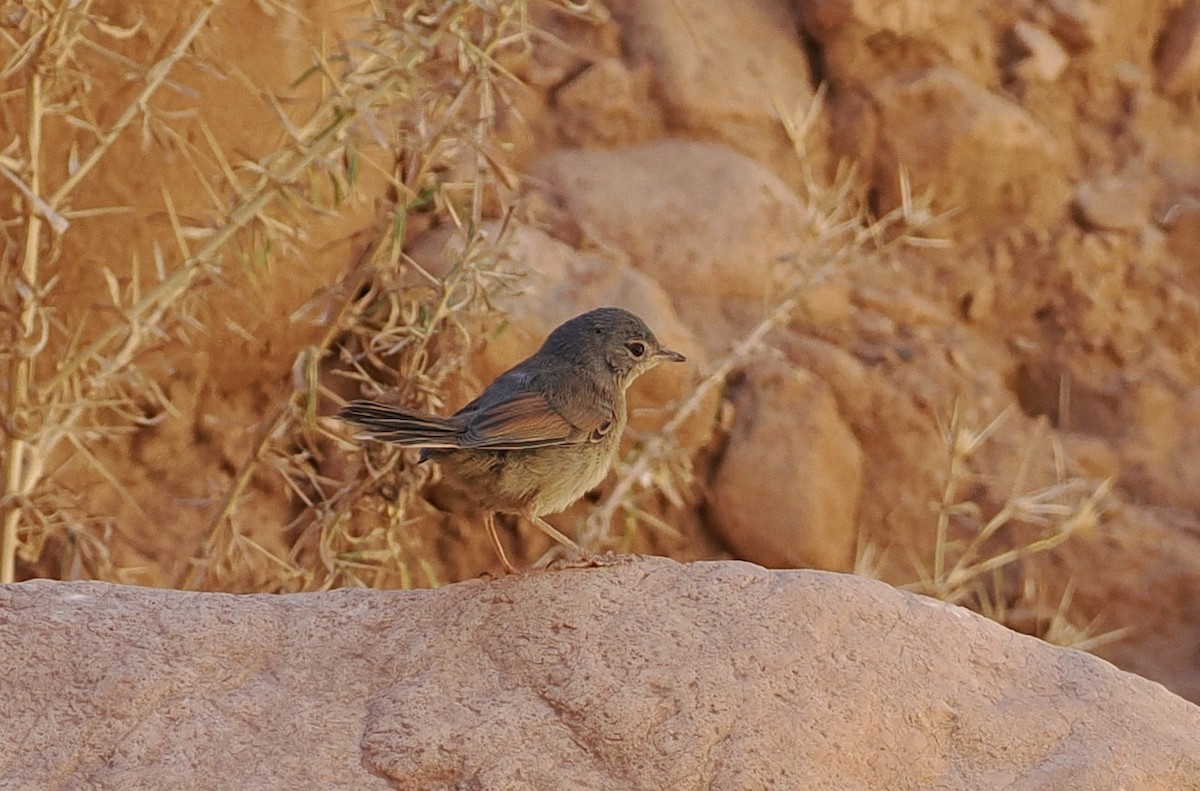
[657,347,686,363]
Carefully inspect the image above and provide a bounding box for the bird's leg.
[524,513,596,564]
[484,512,518,575]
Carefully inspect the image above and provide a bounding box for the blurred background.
[2,0,1199,703]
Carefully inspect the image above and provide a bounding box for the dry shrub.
[0,0,548,590]
[0,2,1123,643]
[856,404,1126,651]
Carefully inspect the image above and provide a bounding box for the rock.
[534,139,815,352]
[553,57,662,147]
[706,361,862,571]
[1165,199,1200,266]
[1011,21,1070,82]
[1047,0,1105,51]
[1158,159,1200,264]
[1156,0,1200,96]
[1114,380,1200,513]
[605,0,824,184]
[524,2,622,90]
[1073,176,1153,232]
[868,67,1071,235]
[797,0,997,87]
[3,564,1199,790]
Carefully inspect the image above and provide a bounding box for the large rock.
[797,0,997,87]
[2,561,1198,790]
[706,361,862,571]
[1156,0,1200,96]
[605,0,825,183]
[535,140,815,351]
[866,67,1072,234]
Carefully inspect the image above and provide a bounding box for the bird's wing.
[455,370,615,451]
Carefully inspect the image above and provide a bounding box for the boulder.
[706,361,862,571]
[535,140,815,351]
[1156,0,1200,96]
[605,0,825,183]
[867,67,1072,234]
[2,561,1198,790]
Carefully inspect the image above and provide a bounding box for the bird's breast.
[434,429,621,518]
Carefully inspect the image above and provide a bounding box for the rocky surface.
[3,560,1199,791]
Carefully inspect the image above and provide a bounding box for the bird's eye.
[626,340,646,357]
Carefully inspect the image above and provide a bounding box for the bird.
[337,307,687,572]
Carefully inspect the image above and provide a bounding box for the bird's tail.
[337,400,463,448]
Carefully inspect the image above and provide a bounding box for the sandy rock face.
[3,561,1198,791]
[866,67,1072,233]
[798,0,997,86]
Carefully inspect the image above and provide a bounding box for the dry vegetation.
[0,0,535,591]
[855,404,1124,650]
[0,0,1116,651]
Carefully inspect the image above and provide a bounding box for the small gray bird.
[338,307,686,572]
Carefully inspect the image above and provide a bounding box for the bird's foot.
[545,550,643,570]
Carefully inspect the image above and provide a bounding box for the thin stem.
[933,441,960,587]
[1,69,44,584]
[39,71,396,401]
[173,276,375,589]
[47,0,223,209]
